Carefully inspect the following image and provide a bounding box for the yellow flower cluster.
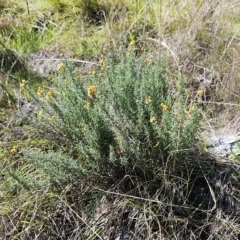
[127,40,135,56]
[188,91,193,98]
[81,122,87,130]
[127,49,132,56]
[100,54,107,71]
[160,103,170,111]
[88,85,96,99]
[188,106,195,115]
[187,89,204,98]
[88,70,96,75]
[187,89,203,114]
[46,91,52,100]
[129,40,135,46]
[84,102,91,109]
[150,116,156,123]
[197,89,204,96]
[20,79,28,88]
[57,63,64,71]
[118,25,123,31]
[144,58,150,64]
[37,87,44,96]
[145,96,152,104]
[10,145,18,154]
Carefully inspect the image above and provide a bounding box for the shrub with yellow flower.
[88,85,96,99]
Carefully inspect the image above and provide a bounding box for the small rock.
[207,135,240,158]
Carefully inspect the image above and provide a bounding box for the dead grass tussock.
[53,155,240,239]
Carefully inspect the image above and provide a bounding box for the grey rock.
[207,135,240,158]
[20,102,35,115]
[18,100,37,116]
[27,50,61,76]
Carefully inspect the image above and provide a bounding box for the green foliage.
[79,0,124,24]
[0,149,86,194]
[7,27,39,55]
[27,47,201,182]
[22,148,86,186]
[232,142,240,160]
[6,26,56,56]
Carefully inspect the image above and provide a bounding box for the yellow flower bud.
[10,145,18,154]
[87,86,96,99]
[150,116,156,123]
